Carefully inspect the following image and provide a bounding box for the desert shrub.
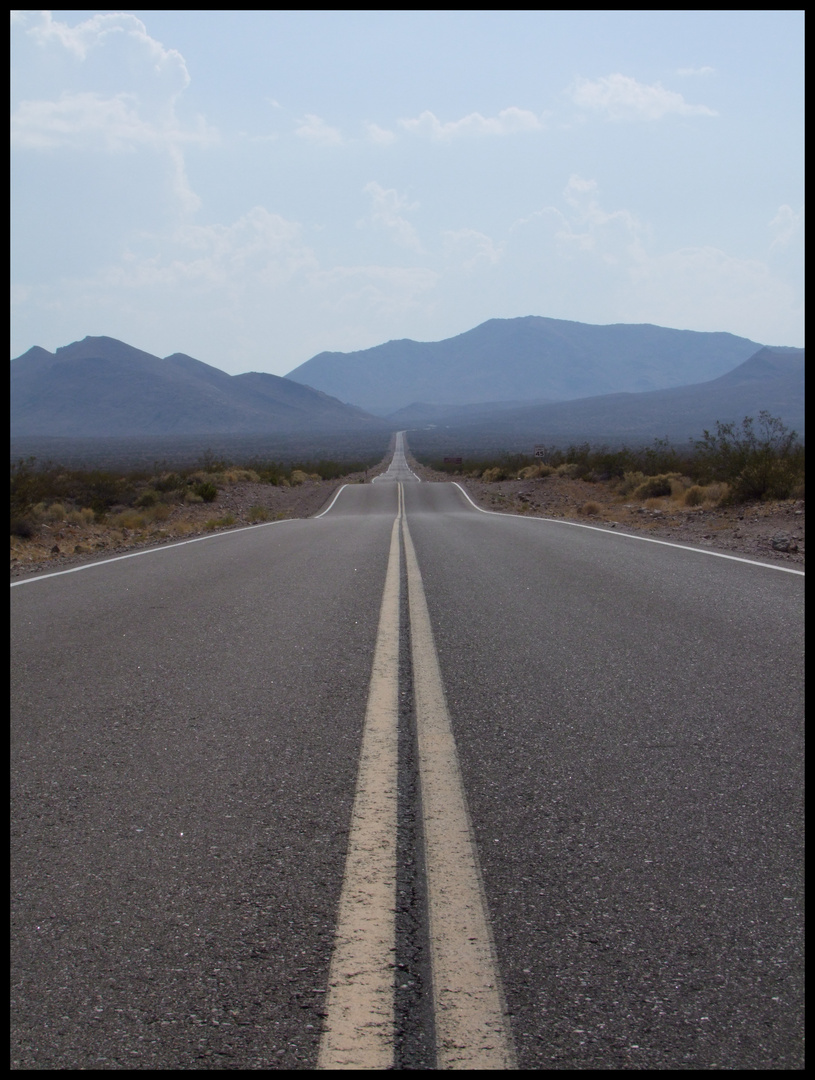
[482,466,509,482]
[224,468,260,483]
[66,507,95,525]
[669,477,694,500]
[151,472,184,493]
[684,485,706,507]
[194,481,218,503]
[248,505,270,522]
[110,510,146,530]
[290,469,310,485]
[205,513,236,530]
[633,474,675,499]
[579,501,602,516]
[135,490,159,508]
[693,412,804,501]
[518,464,554,479]
[45,502,67,522]
[704,482,730,505]
[617,471,646,496]
[11,516,36,539]
[555,463,581,479]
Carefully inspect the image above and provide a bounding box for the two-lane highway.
[11,434,804,1069]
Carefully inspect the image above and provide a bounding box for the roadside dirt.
[10,458,804,579]
[9,466,383,581]
[407,458,805,569]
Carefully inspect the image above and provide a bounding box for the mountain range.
[402,345,805,457]
[10,337,385,438]
[10,322,804,452]
[285,316,766,416]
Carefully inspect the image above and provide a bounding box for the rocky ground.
[10,458,804,580]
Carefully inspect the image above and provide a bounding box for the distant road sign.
[533,446,546,459]
[444,457,463,465]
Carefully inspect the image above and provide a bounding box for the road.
[11,433,804,1069]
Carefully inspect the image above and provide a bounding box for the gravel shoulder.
[10,459,804,580]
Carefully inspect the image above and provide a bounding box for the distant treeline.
[9,430,393,471]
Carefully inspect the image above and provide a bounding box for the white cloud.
[25,11,191,93]
[310,264,439,316]
[104,207,318,294]
[571,73,717,120]
[399,106,544,140]
[366,122,396,146]
[768,204,802,249]
[295,113,342,145]
[11,91,213,152]
[12,11,212,214]
[361,182,422,251]
[508,179,799,343]
[443,229,503,271]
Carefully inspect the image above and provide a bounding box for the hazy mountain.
[10,336,386,438]
[285,316,764,415]
[404,346,805,456]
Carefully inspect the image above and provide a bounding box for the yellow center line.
[317,493,401,1069]
[319,481,514,1069]
[402,501,516,1070]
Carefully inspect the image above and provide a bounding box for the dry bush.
[45,502,67,522]
[482,467,507,483]
[684,485,706,507]
[579,501,602,516]
[66,507,95,525]
[703,482,730,506]
[205,513,236,530]
[555,463,581,478]
[518,464,554,480]
[669,476,693,499]
[617,471,645,496]
[633,474,679,500]
[224,468,261,483]
[681,481,729,508]
[109,510,147,530]
[248,505,270,522]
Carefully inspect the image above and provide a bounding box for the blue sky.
[11,10,804,375]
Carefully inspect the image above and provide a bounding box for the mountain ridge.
[285,315,767,415]
[403,345,804,456]
[11,336,386,438]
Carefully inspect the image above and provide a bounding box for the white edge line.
[314,483,349,517]
[10,516,298,587]
[12,481,358,587]
[452,482,805,576]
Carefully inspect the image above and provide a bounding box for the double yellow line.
[318,484,515,1070]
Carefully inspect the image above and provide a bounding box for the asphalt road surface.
[11,434,804,1069]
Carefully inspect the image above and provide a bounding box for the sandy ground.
[10,458,804,580]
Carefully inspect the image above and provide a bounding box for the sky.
[11,10,804,376]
